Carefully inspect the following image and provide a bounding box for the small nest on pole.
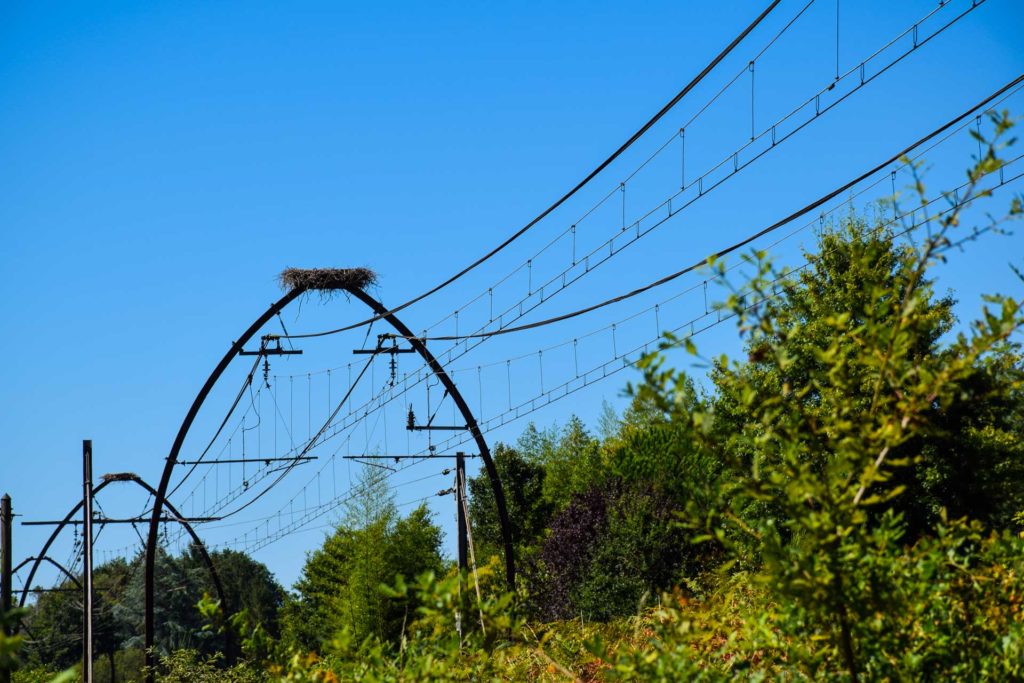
[279,267,377,299]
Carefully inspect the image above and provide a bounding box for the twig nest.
[101,472,139,483]
[278,267,377,294]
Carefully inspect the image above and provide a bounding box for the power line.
[166,354,262,500]
[199,355,378,522]
[425,164,1024,456]
[182,0,990,491]
[366,74,1024,342]
[153,0,1006,565]
[172,59,1022,495]
[209,161,1024,553]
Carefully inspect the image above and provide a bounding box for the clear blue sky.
[2,0,1022,592]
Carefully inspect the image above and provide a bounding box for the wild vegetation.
[2,115,1022,681]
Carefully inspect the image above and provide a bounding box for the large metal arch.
[144,280,515,677]
[16,474,228,659]
[18,476,116,610]
[14,556,82,595]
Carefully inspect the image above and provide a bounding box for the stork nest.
[101,472,139,483]
[278,267,377,297]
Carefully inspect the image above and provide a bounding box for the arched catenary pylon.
[16,473,230,657]
[143,269,515,680]
[14,555,82,597]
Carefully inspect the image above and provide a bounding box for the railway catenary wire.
[417,166,1024,457]
[164,360,398,547]
[213,157,1024,555]
[357,74,1024,343]
[258,71,1024,458]
[172,383,269,518]
[165,356,383,549]
[242,0,992,455]
[230,108,1024,547]
[173,0,989,512]
[167,1,999,548]
[186,356,386,529]
[166,324,380,526]
[164,322,381,539]
[418,0,821,335]
[218,0,987,491]
[178,107,1018,568]
[220,492,447,553]
[218,137,1024,549]
[202,357,472,550]
[166,354,263,501]
[442,150,1024,377]
[169,364,418,549]
[186,63,1007,466]
[214,467,448,553]
[187,165,1022,557]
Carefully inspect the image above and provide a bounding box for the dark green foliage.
[200,549,285,639]
[469,388,724,622]
[540,417,604,510]
[467,442,552,564]
[21,546,283,677]
[532,486,610,620]
[117,547,215,655]
[92,558,134,678]
[910,349,1024,531]
[573,482,690,621]
[24,557,136,671]
[532,479,700,622]
[705,217,1024,541]
[621,113,1024,678]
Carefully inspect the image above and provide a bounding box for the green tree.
[191,549,285,638]
[23,557,135,673]
[706,213,1024,539]
[283,466,444,651]
[540,416,603,510]
[467,443,552,566]
[626,112,1024,678]
[118,547,210,655]
[92,557,134,679]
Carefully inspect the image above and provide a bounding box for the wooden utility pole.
[82,440,94,683]
[1,493,12,683]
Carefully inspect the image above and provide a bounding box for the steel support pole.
[82,440,94,683]
[455,452,468,638]
[1,493,12,683]
[455,452,468,573]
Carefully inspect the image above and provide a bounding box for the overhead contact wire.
[391,74,1024,342]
